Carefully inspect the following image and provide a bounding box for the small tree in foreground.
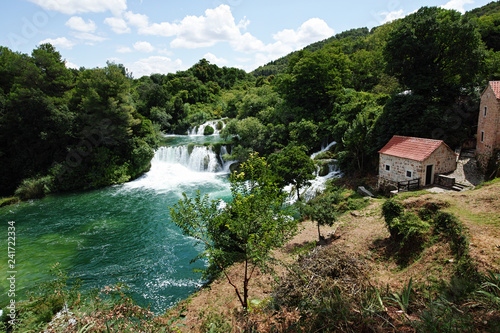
[170,153,298,309]
[303,190,341,241]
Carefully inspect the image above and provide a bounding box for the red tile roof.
[490,81,500,99]
[378,136,450,161]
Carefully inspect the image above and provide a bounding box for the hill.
[252,1,500,78]
[166,179,500,332]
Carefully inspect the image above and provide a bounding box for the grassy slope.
[165,179,500,332]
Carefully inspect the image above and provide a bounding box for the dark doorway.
[425,165,433,185]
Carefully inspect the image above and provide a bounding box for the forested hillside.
[2,2,500,199]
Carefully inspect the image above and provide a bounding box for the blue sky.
[0,0,493,77]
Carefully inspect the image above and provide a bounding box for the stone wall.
[378,144,457,188]
[477,84,500,170]
[424,144,457,176]
[378,154,424,185]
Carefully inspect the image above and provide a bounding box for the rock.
[357,186,374,197]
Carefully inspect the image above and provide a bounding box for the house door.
[425,165,433,185]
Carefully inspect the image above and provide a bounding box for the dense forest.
[2,3,500,199]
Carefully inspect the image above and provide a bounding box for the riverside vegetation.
[1,2,500,332]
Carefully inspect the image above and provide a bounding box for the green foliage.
[302,189,342,241]
[385,7,484,99]
[14,175,53,200]
[381,199,404,226]
[199,310,232,333]
[386,278,413,314]
[476,271,500,310]
[434,212,469,259]
[170,153,297,309]
[268,144,316,201]
[415,296,476,333]
[6,263,77,332]
[382,200,430,264]
[203,125,215,135]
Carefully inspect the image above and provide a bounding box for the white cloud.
[65,61,79,69]
[127,56,184,77]
[28,0,127,16]
[133,41,155,53]
[39,37,76,49]
[203,52,228,66]
[73,32,107,42]
[104,17,130,34]
[170,5,241,48]
[65,16,96,32]
[379,9,406,24]
[117,46,132,53]
[441,0,474,14]
[272,18,334,49]
[124,11,150,31]
[230,32,266,53]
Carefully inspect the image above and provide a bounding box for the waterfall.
[154,146,222,172]
[188,119,226,136]
[124,144,230,192]
[285,143,341,203]
[219,145,237,172]
[311,141,337,159]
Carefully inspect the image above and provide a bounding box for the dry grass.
[163,180,500,332]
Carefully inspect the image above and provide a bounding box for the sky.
[0,0,494,78]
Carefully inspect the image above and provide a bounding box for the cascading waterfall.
[286,142,341,203]
[188,119,226,136]
[153,145,229,173]
[219,145,237,172]
[310,141,337,159]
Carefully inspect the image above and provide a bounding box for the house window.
[481,130,485,143]
[406,170,413,178]
[484,106,487,117]
[385,164,391,172]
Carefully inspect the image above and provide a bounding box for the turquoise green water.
[0,135,231,313]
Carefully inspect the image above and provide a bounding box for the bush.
[382,199,404,227]
[434,212,469,259]
[391,212,430,245]
[204,125,215,135]
[14,175,53,200]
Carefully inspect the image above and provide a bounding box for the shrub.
[203,125,215,135]
[382,199,404,228]
[391,212,430,245]
[14,175,53,200]
[434,212,469,259]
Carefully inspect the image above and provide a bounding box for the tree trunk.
[243,259,249,309]
[317,222,321,242]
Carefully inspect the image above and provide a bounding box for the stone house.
[476,81,500,170]
[378,135,457,189]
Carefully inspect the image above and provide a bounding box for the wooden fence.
[397,178,421,192]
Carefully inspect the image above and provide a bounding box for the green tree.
[276,45,350,123]
[268,144,316,201]
[384,7,484,101]
[170,154,297,309]
[302,190,342,241]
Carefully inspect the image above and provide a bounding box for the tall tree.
[384,7,484,101]
[268,144,316,201]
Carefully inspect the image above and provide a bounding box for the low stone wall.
[435,174,455,187]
